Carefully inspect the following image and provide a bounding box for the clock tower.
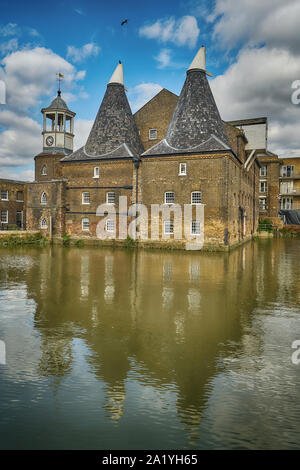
[41,90,76,154]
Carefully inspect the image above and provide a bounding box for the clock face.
[46,136,54,146]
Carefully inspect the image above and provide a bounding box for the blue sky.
[1,0,300,180]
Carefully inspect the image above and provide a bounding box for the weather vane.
[56,72,64,93]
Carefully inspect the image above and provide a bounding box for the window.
[41,192,47,204]
[1,190,8,201]
[164,221,174,235]
[82,218,90,231]
[93,167,99,178]
[259,181,267,193]
[106,218,115,232]
[82,192,90,204]
[191,221,201,235]
[280,165,294,177]
[149,128,157,140]
[260,166,267,177]
[179,163,186,176]
[106,192,115,204]
[16,191,23,202]
[259,198,267,211]
[191,191,202,204]
[42,166,47,176]
[164,191,175,204]
[1,210,8,224]
[280,181,294,194]
[41,218,47,229]
[281,197,293,210]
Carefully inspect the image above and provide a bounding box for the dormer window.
[41,192,47,205]
[42,166,47,176]
[93,167,99,178]
[149,128,157,140]
[179,163,186,176]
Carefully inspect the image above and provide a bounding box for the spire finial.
[56,72,64,95]
[188,46,212,76]
[108,62,124,85]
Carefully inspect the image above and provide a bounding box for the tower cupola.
[41,85,76,155]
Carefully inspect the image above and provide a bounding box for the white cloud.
[0,23,20,37]
[210,0,300,52]
[129,83,163,112]
[210,46,300,156]
[2,47,81,111]
[0,38,18,55]
[0,167,34,181]
[0,110,41,166]
[155,49,172,69]
[139,16,199,49]
[74,118,93,150]
[67,42,100,63]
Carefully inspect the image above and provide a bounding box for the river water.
[0,239,299,449]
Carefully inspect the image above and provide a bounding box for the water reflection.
[0,239,300,449]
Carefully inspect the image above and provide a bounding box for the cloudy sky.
[0,0,300,181]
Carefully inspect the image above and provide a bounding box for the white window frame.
[149,128,157,140]
[41,192,47,205]
[164,220,174,235]
[82,218,90,231]
[280,165,294,177]
[259,181,267,193]
[191,191,202,205]
[259,198,267,211]
[280,197,293,210]
[40,218,47,229]
[280,181,294,195]
[106,192,115,204]
[1,210,8,224]
[191,221,201,235]
[164,191,175,204]
[82,192,90,205]
[1,190,8,201]
[41,166,47,176]
[260,166,267,177]
[106,218,115,232]
[179,163,186,176]
[93,167,99,179]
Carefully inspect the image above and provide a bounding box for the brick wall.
[0,179,26,229]
[134,89,178,151]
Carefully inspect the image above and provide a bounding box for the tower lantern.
[41,78,76,155]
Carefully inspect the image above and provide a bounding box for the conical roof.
[62,62,143,162]
[143,47,231,156]
[46,91,69,111]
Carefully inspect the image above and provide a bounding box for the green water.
[0,239,299,449]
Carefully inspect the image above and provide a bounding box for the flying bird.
[121,19,128,26]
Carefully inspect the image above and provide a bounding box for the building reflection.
[18,238,300,439]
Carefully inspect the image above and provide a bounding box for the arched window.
[41,192,47,204]
[42,166,47,175]
[41,218,47,229]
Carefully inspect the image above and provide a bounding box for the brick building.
[0,179,26,230]
[24,46,263,248]
[278,157,300,211]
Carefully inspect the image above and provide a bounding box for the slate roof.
[62,82,143,162]
[143,69,231,157]
[45,91,69,111]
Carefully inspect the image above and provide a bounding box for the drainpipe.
[133,157,140,240]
